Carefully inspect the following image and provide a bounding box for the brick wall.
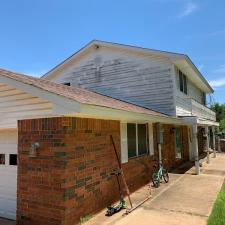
[220,140,225,152]
[198,127,205,155]
[17,117,189,225]
[154,124,189,170]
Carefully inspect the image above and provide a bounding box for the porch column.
[212,126,216,158]
[205,126,210,164]
[193,123,200,175]
[217,127,221,152]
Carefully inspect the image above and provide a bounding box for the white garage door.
[0,130,17,220]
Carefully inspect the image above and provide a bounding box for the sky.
[0,0,224,104]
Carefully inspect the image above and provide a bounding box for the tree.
[211,103,225,122]
[220,118,225,132]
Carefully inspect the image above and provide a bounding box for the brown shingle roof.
[0,68,169,118]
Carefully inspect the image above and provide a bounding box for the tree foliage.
[211,103,225,131]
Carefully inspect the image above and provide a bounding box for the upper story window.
[127,123,148,158]
[202,92,206,105]
[179,70,187,95]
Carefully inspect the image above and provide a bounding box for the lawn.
[208,181,225,225]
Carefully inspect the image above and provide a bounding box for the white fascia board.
[0,75,81,114]
[180,116,219,127]
[197,119,219,127]
[79,104,191,125]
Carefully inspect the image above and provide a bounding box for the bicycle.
[152,159,169,188]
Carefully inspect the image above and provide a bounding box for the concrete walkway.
[86,153,225,225]
[0,153,224,225]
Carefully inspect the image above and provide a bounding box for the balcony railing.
[176,97,216,121]
[190,99,216,121]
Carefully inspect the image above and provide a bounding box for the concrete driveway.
[86,153,225,225]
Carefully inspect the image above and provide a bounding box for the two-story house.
[0,40,218,224]
[43,40,218,169]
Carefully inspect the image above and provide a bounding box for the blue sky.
[0,0,224,103]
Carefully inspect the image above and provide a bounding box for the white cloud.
[209,78,225,88]
[179,1,198,18]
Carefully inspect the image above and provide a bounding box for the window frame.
[178,70,188,95]
[127,123,149,159]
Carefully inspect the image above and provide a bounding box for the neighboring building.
[0,41,218,225]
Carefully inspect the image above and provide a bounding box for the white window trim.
[135,124,139,157]
[120,122,128,163]
[148,123,154,156]
[120,122,154,163]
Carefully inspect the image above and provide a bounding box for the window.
[9,154,17,166]
[175,128,182,159]
[127,124,137,158]
[179,70,187,94]
[0,154,5,165]
[202,92,206,105]
[127,123,148,158]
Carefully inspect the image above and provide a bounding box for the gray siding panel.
[51,48,175,115]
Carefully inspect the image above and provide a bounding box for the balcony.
[191,99,216,121]
[176,97,216,121]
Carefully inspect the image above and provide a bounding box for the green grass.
[208,181,225,225]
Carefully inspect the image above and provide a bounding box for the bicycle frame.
[155,163,164,180]
[152,160,169,188]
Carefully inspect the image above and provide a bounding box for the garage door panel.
[0,130,17,220]
[0,198,16,220]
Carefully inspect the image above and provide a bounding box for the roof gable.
[42,40,213,93]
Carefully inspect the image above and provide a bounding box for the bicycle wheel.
[162,169,169,183]
[152,173,160,188]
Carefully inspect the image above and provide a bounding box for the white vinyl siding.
[49,47,176,116]
[0,83,54,128]
[174,67,216,120]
